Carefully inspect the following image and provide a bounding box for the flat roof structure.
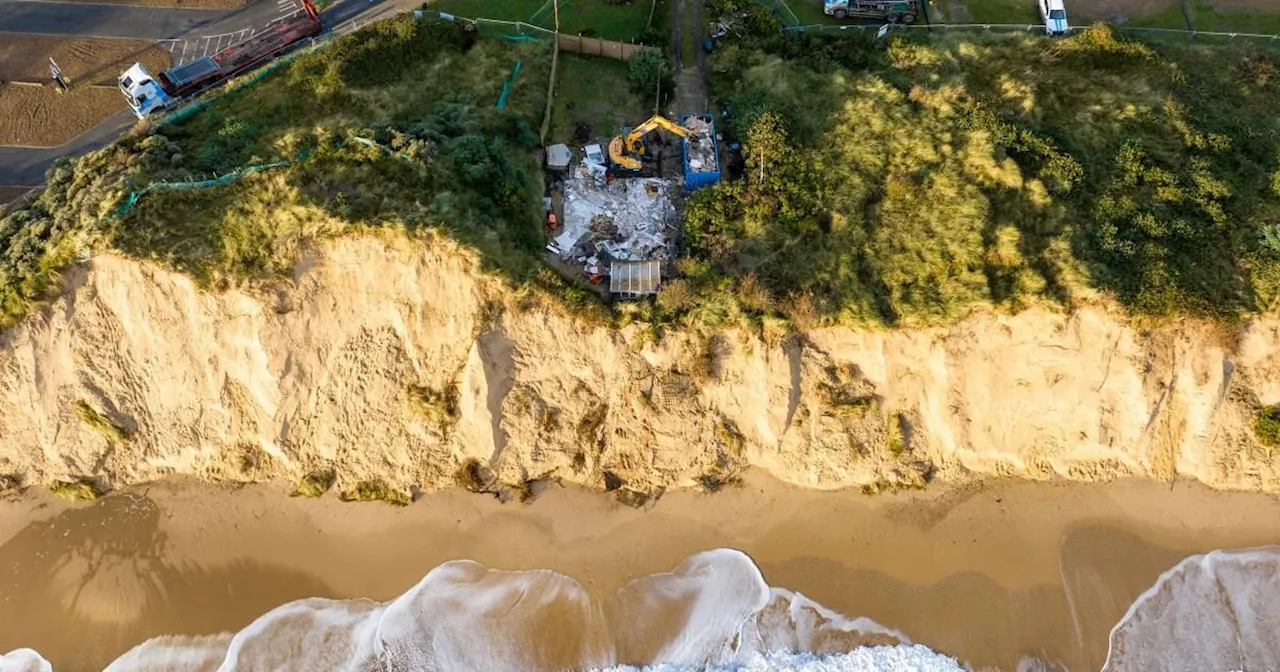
[610,259,661,298]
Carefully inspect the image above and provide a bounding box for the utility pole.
[553,0,559,33]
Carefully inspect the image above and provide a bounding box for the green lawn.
[1115,3,1189,29]
[550,54,650,143]
[965,0,1037,24]
[1185,2,1280,34]
[1108,1,1280,33]
[784,0,840,26]
[430,0,653,40]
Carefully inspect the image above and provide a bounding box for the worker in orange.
[547,212,559,231]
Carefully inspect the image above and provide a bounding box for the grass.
[886,413,904,456]
[74,400,129,443]
[339,479,412,505]
[50,479,103,502]
[407,383,461,427]
[783,0,839,26]
[965,0,1037,24]
[291,469,336,497]
[430,0,652,41]
[551,55,651,143]
[1119,4,1191,29]
[1184,2,1280,34]
[676,18,1280,329]
[0,17,570,329]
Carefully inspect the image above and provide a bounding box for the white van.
[1039,0,1069,35]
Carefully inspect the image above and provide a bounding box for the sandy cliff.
[0,233,1277,498]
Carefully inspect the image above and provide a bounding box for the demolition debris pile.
[550,156,675,280]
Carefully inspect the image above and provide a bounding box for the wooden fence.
[557,34,645,61]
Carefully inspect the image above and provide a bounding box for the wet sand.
[1,473,1279,671]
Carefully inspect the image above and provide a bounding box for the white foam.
[35,544,1274,671]
[1103,546,1280,671]
[93,548,929,671]
[599,646,965,671]
[104,634,232,672]
[608,549,771,667]
[0,649,51,672]
[374,560,607,670]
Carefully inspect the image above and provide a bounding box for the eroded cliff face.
[1,233,1277,498]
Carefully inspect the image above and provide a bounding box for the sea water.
[1,547,1277,671]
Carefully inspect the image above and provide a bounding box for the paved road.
[0,0,376,186]
[0,113,134,188]
[0,0,281,39]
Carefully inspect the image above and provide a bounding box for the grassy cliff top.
[2,13,1279,335]
[669,8,1280,328]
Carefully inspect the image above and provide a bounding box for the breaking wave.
[1102,546,1280,671]
[2,546,1278,671]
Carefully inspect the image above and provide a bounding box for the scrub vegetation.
[2,10,1280,338]
[0,17,556,326]
[667,4,1280,328]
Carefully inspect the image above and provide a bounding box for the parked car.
[1039,0,1070,35]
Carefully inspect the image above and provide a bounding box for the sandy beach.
[1,473,1278,671]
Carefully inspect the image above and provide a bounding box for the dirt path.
[671,0,708,117]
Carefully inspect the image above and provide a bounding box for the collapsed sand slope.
[0,233,1276,496]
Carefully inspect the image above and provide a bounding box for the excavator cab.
[608,114,694,173]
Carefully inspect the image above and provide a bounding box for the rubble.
[683,116,717,173]
[550,160,675,277]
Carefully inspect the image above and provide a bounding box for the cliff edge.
[1,233,1277,498]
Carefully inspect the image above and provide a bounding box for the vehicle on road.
[119,0,322,118]
[1039,0,1069,35]
[823,0,919,23]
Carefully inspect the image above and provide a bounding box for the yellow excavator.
[608,114,694,173]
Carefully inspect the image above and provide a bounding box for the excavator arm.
[609,115,694,172]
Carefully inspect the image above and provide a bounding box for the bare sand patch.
[0,34,171,148]
[0,33,171,87]
[0,84,127,147]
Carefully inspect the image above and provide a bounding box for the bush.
[291,470,335,497]
[628,47,673,101]
[682,28,1280,326]
[1256,406,1280,448]
[339,480,411,506]
[50,479,103,502]
[74,400,129,444]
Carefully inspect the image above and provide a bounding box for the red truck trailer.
[119,0,322,117]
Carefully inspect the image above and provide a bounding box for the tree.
[628,48,672,103]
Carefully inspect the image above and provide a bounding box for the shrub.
[50,479,103,502]
[291,469,335,497]
[339,480,411,506]
[1256,406,1280,448]
[74,400,129,444]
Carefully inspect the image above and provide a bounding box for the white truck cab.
[1039,0,1069,35]
[118,63,174,118]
